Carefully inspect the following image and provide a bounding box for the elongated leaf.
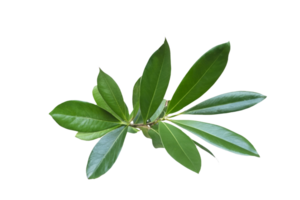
[150,99,166,122]
[97,69,129,121]
[130,78,141,120]
[170,120,259,157]
[86,126,128,179]
[182,91,266,115]
[148,123,164,148]
[193,139,221,165]
[92,86,123,121]
[167,42,230,114]
[76,126,120,141]
[158,122,201,173]
[140,39,171,123]
[50,101,121,132]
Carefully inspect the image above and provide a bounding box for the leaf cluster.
[50,39,266,179]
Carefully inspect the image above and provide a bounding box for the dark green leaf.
[92,86,123,121]
[133,109,144,124]
[170,120,259,157]
[50,101,121,132]
[76,126,120,141]
[97,69,129,121]
[140,39,171,123]
[167,42,230,114]
[158,122,201,173]
[182,91,266,115]
[86,126,128,179]
[194,141,215,158]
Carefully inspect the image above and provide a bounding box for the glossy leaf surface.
[171,120,259,157]
[167,42,230,114]
[193,139,221,165]
[76,126,120,141]
[140,39,171,123]
[148,123,164,148]
[86,126,128,179]
[50,101,121,132]
[92,86,123,121]
[183,91,266,115]
[159,122,201,173]
[97,69,129,121]
[131,78,141,120]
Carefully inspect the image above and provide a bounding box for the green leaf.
[76,126,120,141]
[148,123,164,148]
[86,126,128,179]
[170,120,259,157]
[130,78,141,121]
[167,42,231,114]
[128,126,139,133]
[150,99,166,122]
[50,101,121,132]
[139,126,151,138]
[140,39,171,123]
[92,86,123,121]
[97,69,129,121]
[158,122,201,173]
[193,139,221,165]
[182,91,266,115]
[133,109,144,124]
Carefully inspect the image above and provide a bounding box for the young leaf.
[140,39,171,123]
[170,120,259,157]
[182,91,266,115]
[50,101,121,132]
[129,76,142,121]
[158,122,201,173]
[97,69,129,121]
[92,86,123,121]
[167,42,230,114]
[193,138,221,165]
[86,126,128,179]
[148,123,164,148]
[76,126,120,141]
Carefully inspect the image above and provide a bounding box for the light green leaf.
[182,91,266,115]
[140,39,171,123]
[97,69,129,121]
[86,126,128,179]
[76,126,120,141]
[167,42,230,114]
[150,99,166,122]
[148,123,164,148]
[158,122,201,173]
[50,101,121,132]
[193,139,221,165]
[130,78,141,121]
[170,120,259,157]
[92,86,123,121]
